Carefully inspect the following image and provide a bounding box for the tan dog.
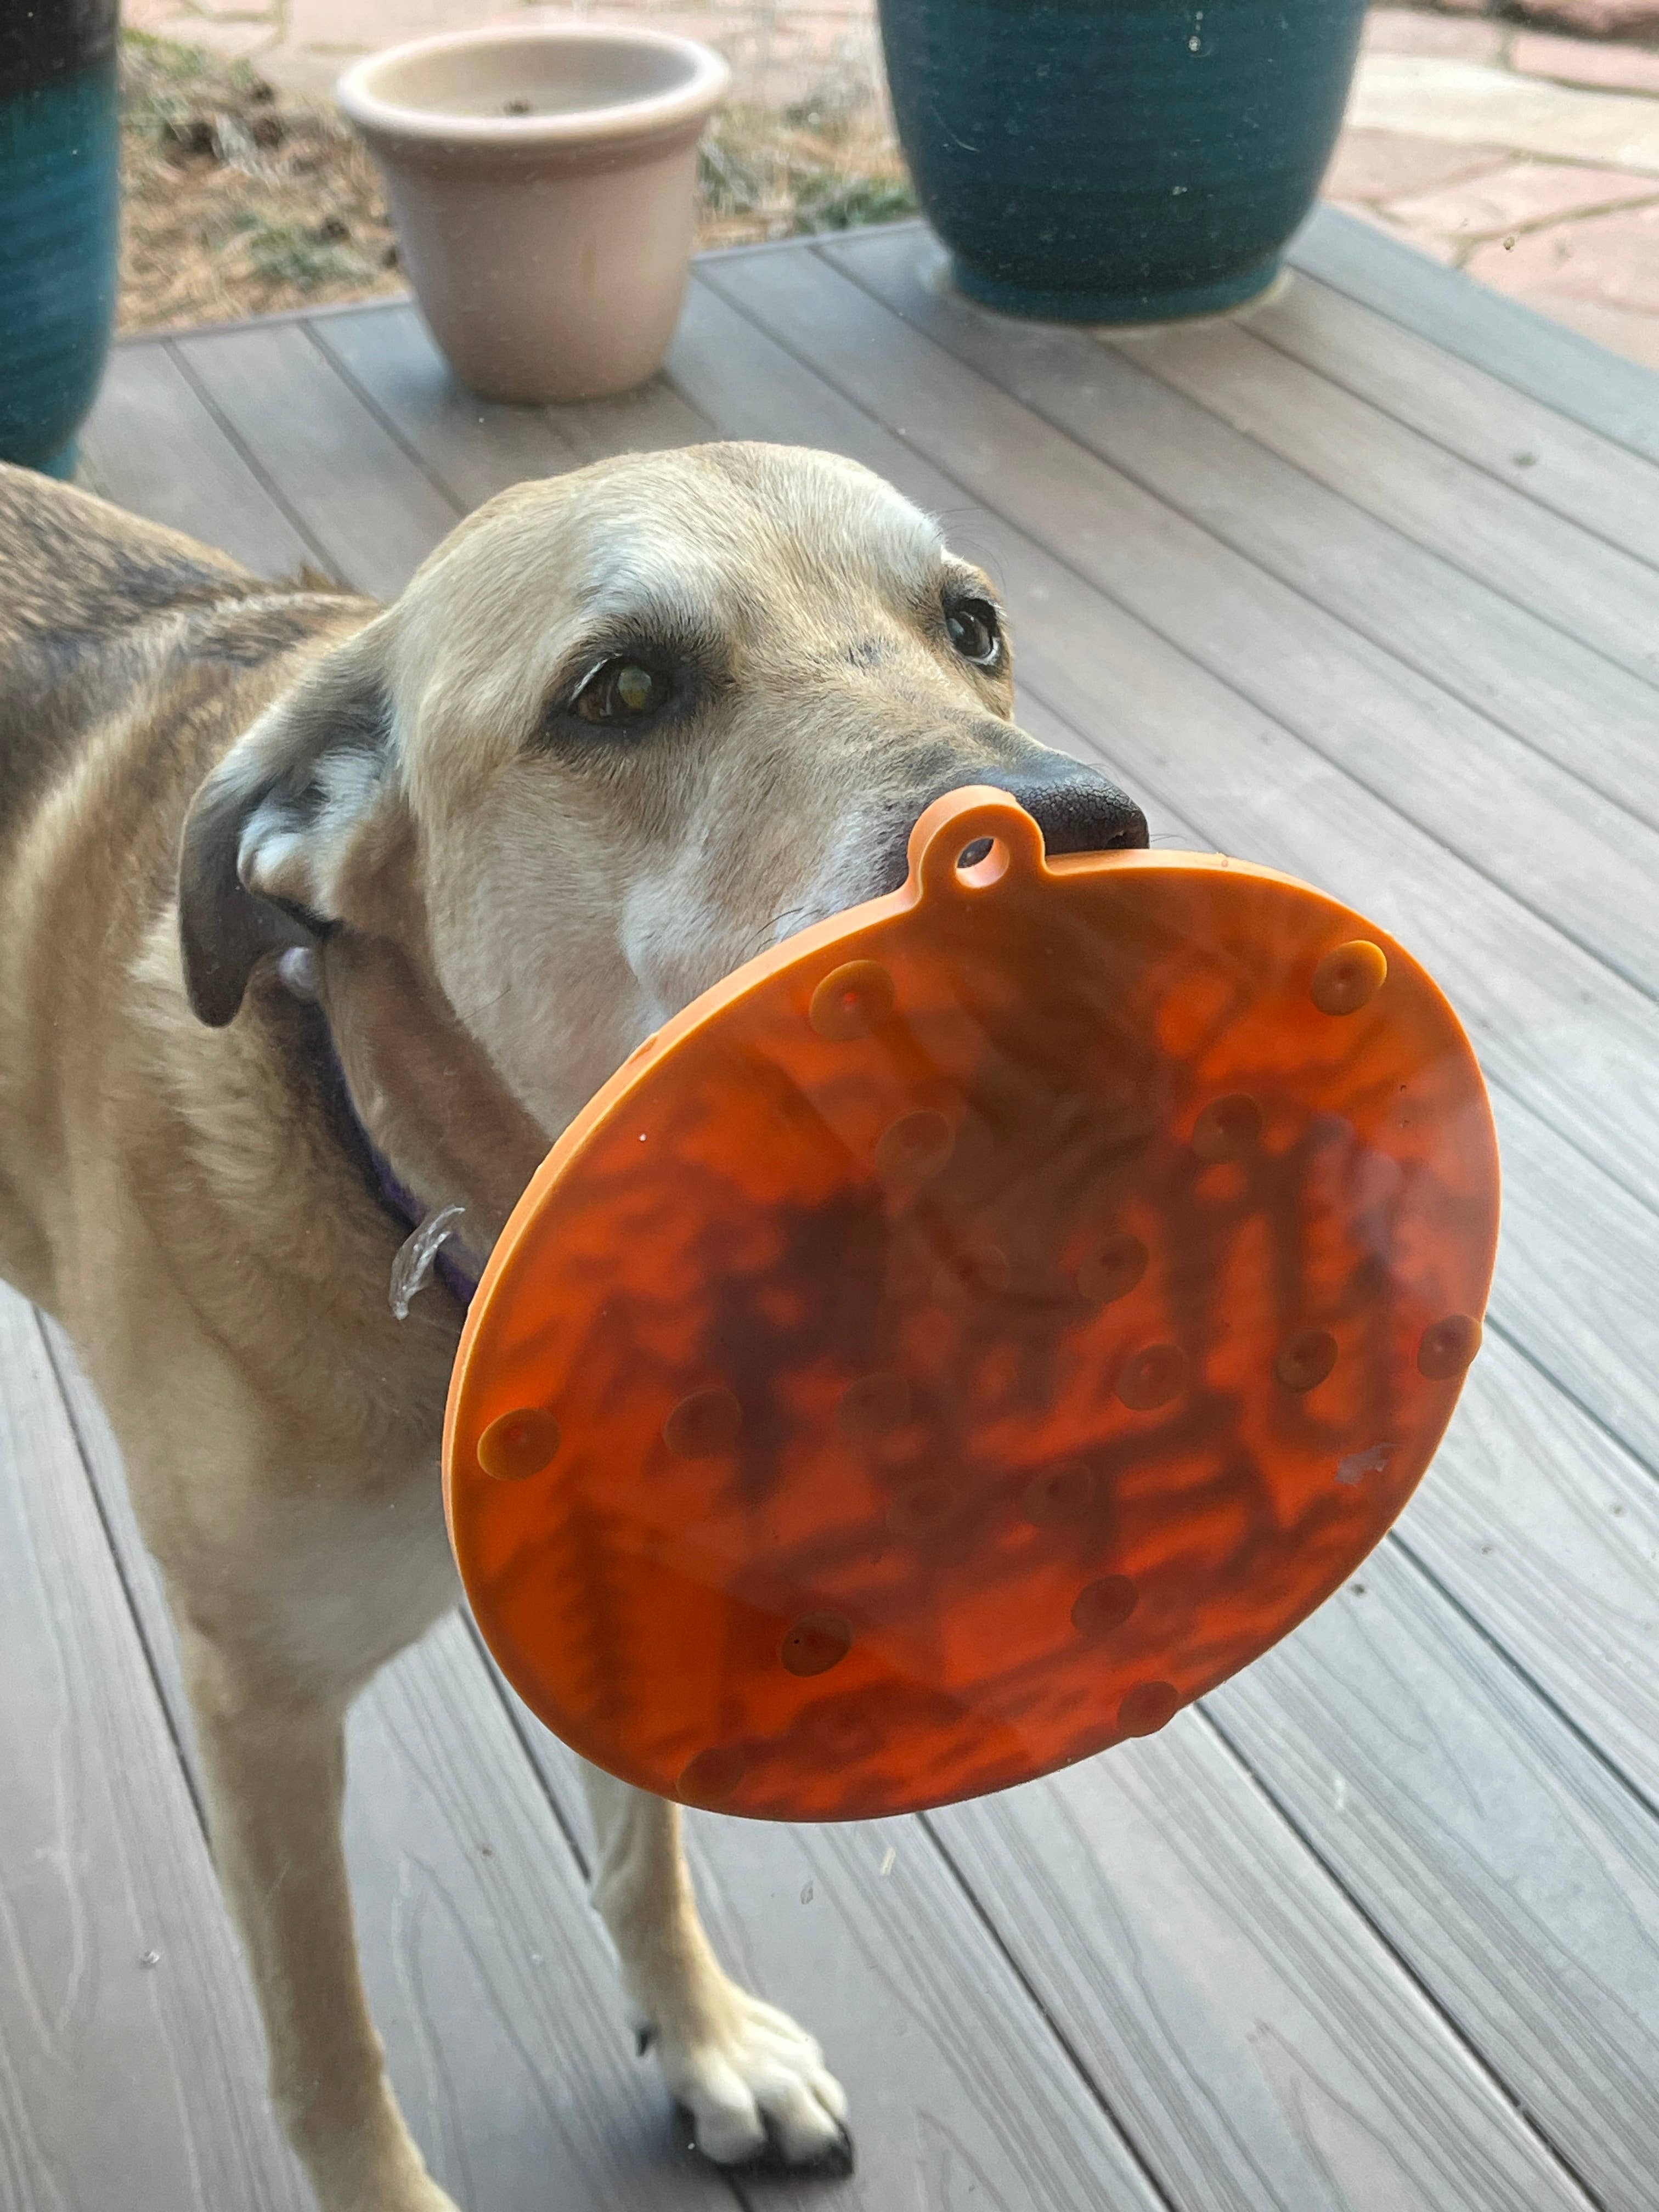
[0,444,1146,2212]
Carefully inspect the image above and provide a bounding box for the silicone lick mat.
[443,787,1500,1822]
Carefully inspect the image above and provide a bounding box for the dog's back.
[0,466,248,845]
[0,464,366,1308]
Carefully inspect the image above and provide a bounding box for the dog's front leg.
[581,1763,852,2172]
[179,1626,459,2212]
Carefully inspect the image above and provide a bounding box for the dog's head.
[178,443,1144,1226]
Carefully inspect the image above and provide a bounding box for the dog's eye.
[573,658,669,726]
[946,597,1001,667]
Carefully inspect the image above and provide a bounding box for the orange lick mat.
[443,787,1500,1821]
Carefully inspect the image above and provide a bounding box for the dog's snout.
[876,760,1149,896]
[1005,769,1149,860]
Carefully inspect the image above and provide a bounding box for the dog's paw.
[646,1985,852,2173]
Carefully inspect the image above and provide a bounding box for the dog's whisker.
[462,974,526,1027]
[729,905,816,970]
[763,904,815,951]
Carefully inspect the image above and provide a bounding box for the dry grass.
[119,31,915,336]
[698,94,916,249]
[121,34,401,332]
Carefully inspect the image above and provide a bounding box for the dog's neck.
[276,936,550,1316]
[321,1020,483,1310]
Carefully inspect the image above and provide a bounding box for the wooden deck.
[7,206,1659,2212]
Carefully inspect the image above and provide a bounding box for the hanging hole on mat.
[956,836,1009,888]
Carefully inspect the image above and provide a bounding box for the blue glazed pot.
[877,0,1368,323]
[0,2,121,477]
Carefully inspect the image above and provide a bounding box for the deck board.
[668,270,1659,1227]
[308,309,586,513]
[928,1714,1595,2212]
[75,343,320,580]
[1290,205,1659,470]
[50,1315,1176,2212]
[741,237,1659,997]
[1393,1334,1659,1808]
[41,1323,745,2212]
[516,1709,1178,2212]
[1103,309,1659,685]
[173,322,458,597]
[1485,1091,1659,1477]
[10,219,1657,2211]
[342,1619,744,2212]
[0,1289,309,2212]
[307,309,714,519]
[1245,272,1659,574]
[827,236,1659,737]
[1098,309,1659,827]
[831,229,1659,842]
[1209,1542,1659,2212]
[500,1677,1594,2212]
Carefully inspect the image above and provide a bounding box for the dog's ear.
[178,623,397,1026]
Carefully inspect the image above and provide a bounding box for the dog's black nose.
[874,755,1149,898]
[1000,766,1149,859]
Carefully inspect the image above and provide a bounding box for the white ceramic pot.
[337,25,730,403]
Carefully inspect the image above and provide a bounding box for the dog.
[0,442,1147,2212]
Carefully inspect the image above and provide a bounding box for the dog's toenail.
[733,2116,857,2179]
[804,2124,856,2179]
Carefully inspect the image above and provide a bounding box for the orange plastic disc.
[443,787,1500,1821]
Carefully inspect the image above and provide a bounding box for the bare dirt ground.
[119,30,913,333]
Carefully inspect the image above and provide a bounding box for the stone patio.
[1332,6,1659,361]
[123,0,1659,369]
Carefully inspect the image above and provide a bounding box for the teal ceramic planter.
[877,0,1368,322]
[0,2,121,477]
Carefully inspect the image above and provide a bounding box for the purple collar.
[368,1147,482,1312]
[297,994,481,1312]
